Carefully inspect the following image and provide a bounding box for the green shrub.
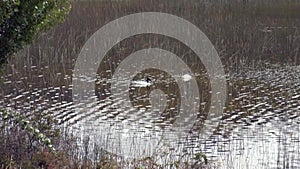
[0,109,60,168]
[0,0,71,68]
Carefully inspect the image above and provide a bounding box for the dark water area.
[0,0,300,168]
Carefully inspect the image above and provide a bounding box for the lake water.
[0,1,299,168]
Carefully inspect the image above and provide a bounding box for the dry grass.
[0,0,299,168]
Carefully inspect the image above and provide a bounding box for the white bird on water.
[131,74,192,87]
[131,77,152,87]
[182,74,192,82]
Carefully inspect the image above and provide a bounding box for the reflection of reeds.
[0,0,300,168]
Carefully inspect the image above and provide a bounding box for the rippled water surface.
[1,1,300,168]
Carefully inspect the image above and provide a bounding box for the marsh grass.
[0,0,299,168]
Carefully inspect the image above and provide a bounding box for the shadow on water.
[0,0,300,168]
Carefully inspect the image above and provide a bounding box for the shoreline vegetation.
[0,0,299,168]
[0,109,213,168]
